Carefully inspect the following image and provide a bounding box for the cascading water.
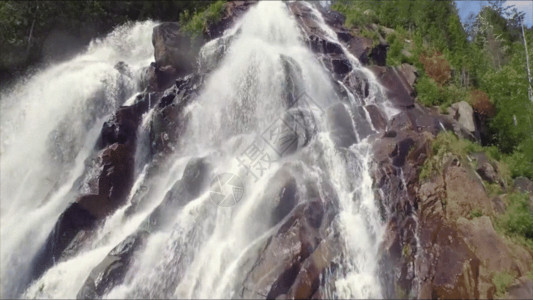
[0,21,156,298]
[1,2,394,299]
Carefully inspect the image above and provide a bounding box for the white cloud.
[505,0,533,27]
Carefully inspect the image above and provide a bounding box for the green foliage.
[415,76,442,107]
[332,0,533,180]
[527,264,533,280]
[481,65,533,153]
[418,131,525,186]
[330,1,377,28]
[469,208,483,219]
[485,182,503,196]
[419,132,474,180]
[497,192,533,241]
[401,244,411,257]
[492,271,514,297]
[415,77,466,109]
[386,29,414,66]
[179,0,225,38]
[504,150,533,179]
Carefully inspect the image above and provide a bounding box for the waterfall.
[0,21,156,298]
[1,2,390,299]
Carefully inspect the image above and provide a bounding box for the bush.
[504,151,533,179]
[492,271,514,297]
[419,132,474,180]
[470,89,495,118]
[469,208,483,219]
[497,192,533,241]
[419,51,451,86]
[386,29,414,66]
[331,1,377,28]
[415,76,443,106]
[179,0,225,38]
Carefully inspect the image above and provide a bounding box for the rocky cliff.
[17,1,532,299]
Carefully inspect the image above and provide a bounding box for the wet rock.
[390,137,415,167]
[78,158,211,298]
[370,42,388,66]
[326,103,357,148]
[344,35,373,65]
[319,8,345,28]
[145,158,211,230]
[33,93,149,281]
[342,70,369,99]
[369,64,416,108]
[280,54,304,107]
[152,22,194,74]
[199,34,234,74]
[272,176,299,225]
[97,143,135,203]
[285,241,334,299]
[242,197,337,299]
[30,203,98,282]
[77,232,148,299]
[97,99,148,149]
[388,110,415,132]
[309,35,344,55]
[329,57,352,76]
[141,63,159,91]
[365,104,387,131]
[149,74,204,156]
[351,105,375,140]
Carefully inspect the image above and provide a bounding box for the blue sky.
[455,0,533,28]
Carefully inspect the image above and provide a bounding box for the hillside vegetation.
[333,0,533,180]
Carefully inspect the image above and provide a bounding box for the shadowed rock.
[369,64,416,108]
[327,103,358,148]
[76,158,211,299]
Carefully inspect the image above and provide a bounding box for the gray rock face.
[368,64,416,108]
[448,101,476,134]
[152,23,194,74]
[507,276,533,299]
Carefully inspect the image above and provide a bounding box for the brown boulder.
[457,216,533,298]
[444,164,494,220]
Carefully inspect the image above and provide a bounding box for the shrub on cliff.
[496,191,533,248]
[420,52,451,86]
[470,89,495,118]
[179,0,225,38]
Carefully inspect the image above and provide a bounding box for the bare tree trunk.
[522,22,532,102]
[26,1,38,57]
